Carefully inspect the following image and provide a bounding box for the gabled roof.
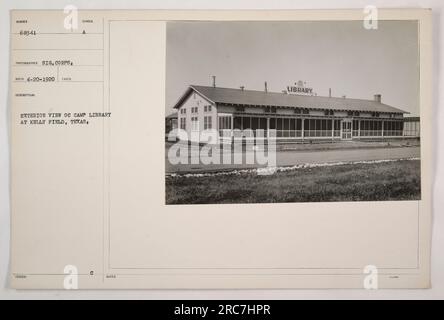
[173,85,408,114]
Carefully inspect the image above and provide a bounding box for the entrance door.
[341,120,352,140]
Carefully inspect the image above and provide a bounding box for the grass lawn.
[165,159,421,204]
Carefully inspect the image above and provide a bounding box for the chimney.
[374,94,381,103]
[240,86,244,91]
[264,81,268,93]
[212,75,216,88]
[329,88,332,98]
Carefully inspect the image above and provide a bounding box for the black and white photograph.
[165,20,421,204]
[3,4,438,297]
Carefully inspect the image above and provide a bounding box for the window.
[234,117,242,130]
[251,117,259,130]
[302,109,309,115]
[309,119,315,130]
[327,119,332,131]
[204,116,212,130]
[218,116,232,136]
[335,120,341,131]
[180,117,186,130]
[242,116,250,129]
[208,105,212,112]
[260,118,267,129]
[191,116,199,130]
[219,116,232,129]
[180,108,187,115]
[353,120,359,131]
[204,106,207,112]
[269,118,276,130]
[277,118,283,130]
[284,118,290,130]
[321,119,327,130]
[296,119,302,130]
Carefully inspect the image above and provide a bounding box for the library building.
[170,80,420,142]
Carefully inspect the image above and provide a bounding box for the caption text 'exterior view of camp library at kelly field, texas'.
[165,78,420,143]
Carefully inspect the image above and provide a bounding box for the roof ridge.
[182,85,407,114]
[190,84,379,103]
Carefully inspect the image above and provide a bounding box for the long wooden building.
[172,83,420,142]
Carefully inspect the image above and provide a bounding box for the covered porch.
[217,114,405,141]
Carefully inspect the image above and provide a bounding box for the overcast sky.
[166,20,419,116]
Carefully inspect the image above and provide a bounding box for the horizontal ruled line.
[12,32,104,35]
[12,65,104,67]
[13,80,103,83]
[12,48,104,51]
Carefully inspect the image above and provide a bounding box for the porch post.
[301,118,305,140]
[382,120,384,138]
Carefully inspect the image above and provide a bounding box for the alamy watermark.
[63,5,78,31]
[167,129,277,175]
[363,5,378,30]
[63,264,78,289]
[363,265,378,289]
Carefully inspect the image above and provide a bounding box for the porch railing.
[218,129,406,139]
